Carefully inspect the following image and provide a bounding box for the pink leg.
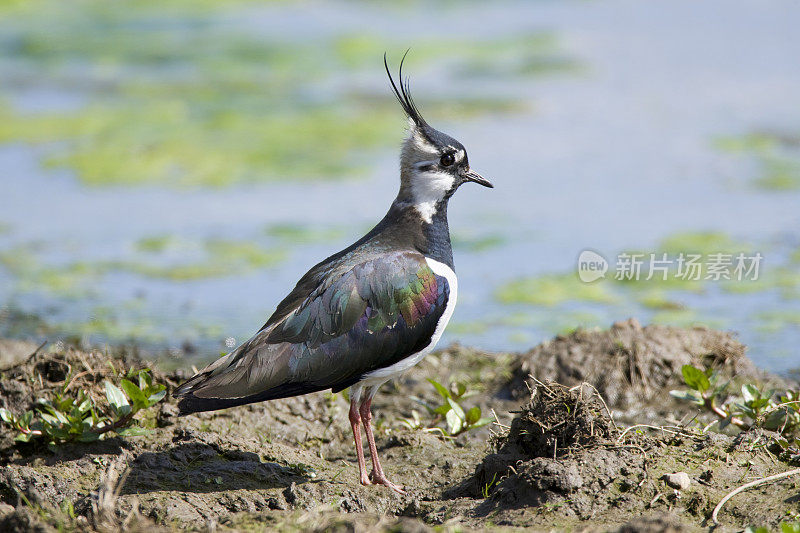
[359,397,405,494]
[349,398,371,486]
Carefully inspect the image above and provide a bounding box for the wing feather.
[175,251,450,414]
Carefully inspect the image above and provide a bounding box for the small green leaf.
[447,398,466,421]
[139,370,154,391]
[433,404,451,416]
[669,389,703,404]
[120,379,147,407]
[104,382,129,412]
[78,431,100,442]
[741,384,759,403]
[53,409,70,425]
[116,426,150,437]
[472,417,493,429]
[681,365,710,392]
[14,432,33,443]
[146,388,166,406]
[764,409,788,430]
[428,379,451,400]
[445,409,462,435]
[465,406,481,425]
[39,413,60,426]
[0,408,14,424]
[736,403,756,419]
[454,382,467,398]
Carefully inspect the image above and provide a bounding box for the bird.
[174,53,493,493]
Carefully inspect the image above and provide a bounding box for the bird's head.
[386,54,492,223]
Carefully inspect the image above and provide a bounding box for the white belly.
[358,257,457,387]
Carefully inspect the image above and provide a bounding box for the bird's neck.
[419,200,454,268]
[372,198,454,270]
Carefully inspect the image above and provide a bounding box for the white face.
[406,128,466,223]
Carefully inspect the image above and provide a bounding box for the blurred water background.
[1,0,799,372]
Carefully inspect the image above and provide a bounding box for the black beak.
[462,169,493,188]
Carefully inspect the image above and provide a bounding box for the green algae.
[0,1,571,189]
[335,31,581,79]
[0,102,402,187]
[754,310,800,333]
[720,266,799,298]
[635,290,686,310]
[0,247,101,298]
[754,155,800,191]
[204,239,287,269]
[451,231,507,253]
[53,302,225,344]
[265,223,348,244]
[116,238,287,281]
[716,131,800,191]
[495,273,617,306]
[135,235,184,253]
[1,236,288,296]
[658,231,751,255]
[491,230,786,339]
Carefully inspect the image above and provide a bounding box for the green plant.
[671,364,800,448]
[745,520,800,533]
[481,472,499,498]
[0,368,165,446]
[403,379,493,437]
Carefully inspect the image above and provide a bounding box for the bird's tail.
[172,337,328,415]
[173,352,241,415]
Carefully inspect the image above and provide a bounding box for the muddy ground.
[0,319,798,532]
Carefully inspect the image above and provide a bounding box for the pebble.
[663,472,691,490]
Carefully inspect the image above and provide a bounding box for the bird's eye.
[440,153,455,167]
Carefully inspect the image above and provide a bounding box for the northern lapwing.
[175,54,493,493]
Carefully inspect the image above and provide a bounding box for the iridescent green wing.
[175,251,450,413]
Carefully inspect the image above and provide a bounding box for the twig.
[604,444,649,461]
[711,467,800,525]
[616,424,699,444]
[529,375,556,397]
[491,408,510,429]
[648,492,662,508]
[91,411,136,437]
[64,370,94,392]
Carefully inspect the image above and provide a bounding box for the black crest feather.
[384,50,427,127]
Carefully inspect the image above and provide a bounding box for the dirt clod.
[505,319,759,413]
[499,381,615,459]
[473,382,630,512]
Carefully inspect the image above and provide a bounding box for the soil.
[0,321,798,532]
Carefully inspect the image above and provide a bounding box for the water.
[1,0,799,372]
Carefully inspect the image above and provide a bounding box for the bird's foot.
[369,469,405,494]
[358,473,372,486]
